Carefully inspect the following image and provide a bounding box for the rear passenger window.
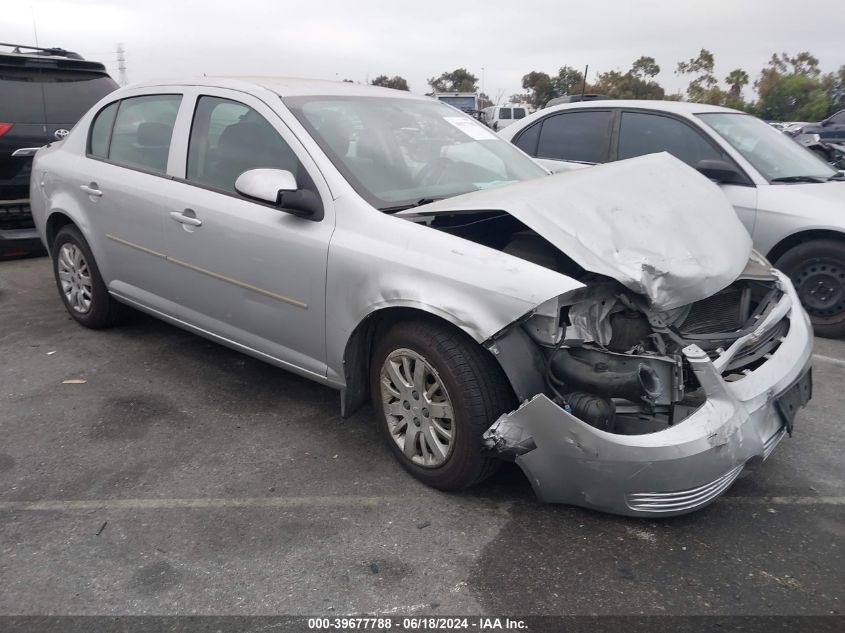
[187,96,301,194]
[618,112,722,167]
[106,95,181,174]
[88,101,118,158]
[514,123,541,155]
[537,111,612,163]
[513,108,526,119]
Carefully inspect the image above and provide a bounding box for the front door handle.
[169,209,202,227]
[80,183,102,197]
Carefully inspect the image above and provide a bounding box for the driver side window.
[618,111,723,167]
[186,96,301,194]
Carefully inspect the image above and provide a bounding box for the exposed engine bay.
[405,209,787,437]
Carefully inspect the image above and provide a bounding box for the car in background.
[481,105,528,131]
[0,42,117,257]
[499,100,845,337]
[544,93,608,108]
[29,78,812,516]
[783,115,845,168]
[796,109,845,143]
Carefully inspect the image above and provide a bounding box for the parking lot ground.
[1,256,843,616]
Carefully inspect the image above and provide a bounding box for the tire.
[370,319,515,491]
[51,224,122,329]
[776,239,845,338]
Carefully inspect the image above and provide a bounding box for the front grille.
[676,280,789,378]
[625,464,743,513]
[680,287,744,334]
[0,200,34,231]
[724,317,790,373]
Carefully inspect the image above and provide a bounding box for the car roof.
[0,50,107,72]
[126,76,425,100]
[539,99,742,116]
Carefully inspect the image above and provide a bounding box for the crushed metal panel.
[399,153,752,310]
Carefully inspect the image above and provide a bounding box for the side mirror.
[234,168,321,218]
[695,159,742,184]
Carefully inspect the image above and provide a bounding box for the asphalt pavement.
[1,256,843,617]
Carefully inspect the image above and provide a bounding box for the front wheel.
[370,319,514,490]
[776,239,845,338]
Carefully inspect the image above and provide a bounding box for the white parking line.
[0,496,403,512]
[724,496,845,505]
[813,353,845,368]
[0,495,841,512]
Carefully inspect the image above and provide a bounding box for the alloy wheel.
[379,348,455,468]
[57,243,93,313]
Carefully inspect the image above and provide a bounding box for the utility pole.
[581,64,588,98]
[116,43,128,86]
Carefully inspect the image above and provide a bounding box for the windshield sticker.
[473,179,518,190]
[443,116,498,141]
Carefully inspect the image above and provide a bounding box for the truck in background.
[433,92,479,115]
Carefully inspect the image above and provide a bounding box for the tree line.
[369,50,845,121]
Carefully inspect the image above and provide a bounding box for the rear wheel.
[51,225,122,329]
[776,239,845,338]
[370,319,514,490]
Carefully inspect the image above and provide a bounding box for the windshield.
[697,113,836,182]
[285,96,547,210]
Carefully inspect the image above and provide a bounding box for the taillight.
[0,122,12,137]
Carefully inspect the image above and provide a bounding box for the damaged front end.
[484,261,813,516]
[398,154,814,516]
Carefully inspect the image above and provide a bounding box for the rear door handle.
[80,183,102,197]
[169,209,202,227]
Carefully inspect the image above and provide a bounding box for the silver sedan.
[30,78,813,516]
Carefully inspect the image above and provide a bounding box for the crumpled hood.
[401,153,752,310]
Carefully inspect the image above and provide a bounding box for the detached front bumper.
[484,271,814,517]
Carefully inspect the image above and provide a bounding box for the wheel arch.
[45,211,78,250]
[339,305,496,418]
[767,229,845,265]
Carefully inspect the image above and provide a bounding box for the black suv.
[0,43,117,256]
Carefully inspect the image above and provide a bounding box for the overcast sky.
[6,0,844,102]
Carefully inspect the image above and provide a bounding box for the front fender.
[324,195,582,386]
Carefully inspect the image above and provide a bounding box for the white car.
[499,100,845,337]
[481,105,528,131]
